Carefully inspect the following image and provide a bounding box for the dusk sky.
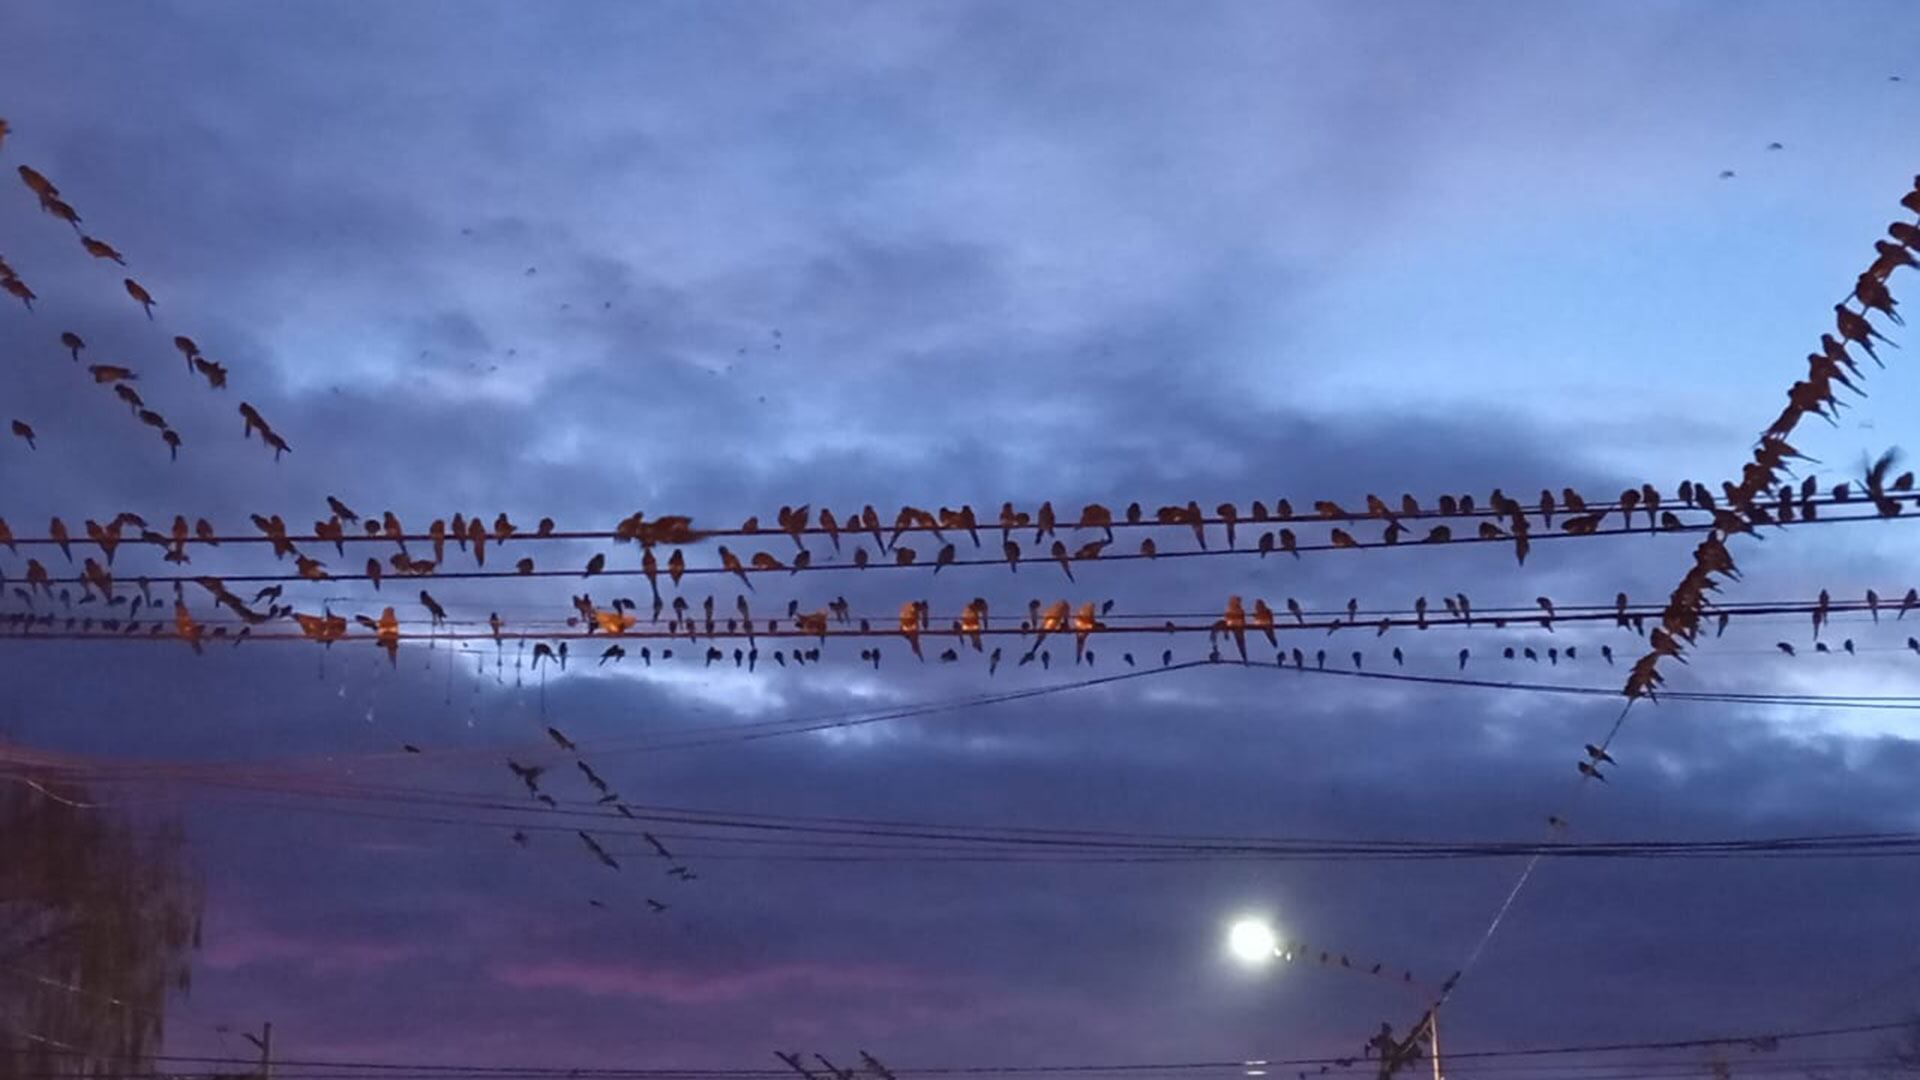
[3,3,1920,1078]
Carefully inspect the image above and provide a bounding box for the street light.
[1226,917,1281,966]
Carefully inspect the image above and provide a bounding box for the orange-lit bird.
[17,164,57,200]
[80,236,125,265]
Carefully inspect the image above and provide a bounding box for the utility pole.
[244,1022,273,1080]
[1426,1010,1443,1080]
[1371,1009,1440,1080]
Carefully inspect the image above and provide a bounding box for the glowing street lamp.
[1226,917,1281,966]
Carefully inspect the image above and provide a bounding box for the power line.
[8,504,1916,594]
[6,1020,1905,1074]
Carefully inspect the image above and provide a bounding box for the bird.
[577,761,609,793]
[577,831,620,870]
[123,278,155,319]
[42,197,81,229]
[1584,744,1616,766]
[1718,169,1735,180]
[547,726,576,751]
[646,898,668,913]
[0,276,33,311]
[9,420,34,449]
[192,356,227,389]
[59,331,84,361]
[1576,761,1608,783]
[79,236,125,264]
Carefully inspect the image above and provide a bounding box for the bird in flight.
[9,420,35,449]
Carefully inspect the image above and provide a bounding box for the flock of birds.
[2,122,290,465]
[500,722,688,914]
[1617,175,1920,708]
[5,106,1920,950]
[6,486,1920,664]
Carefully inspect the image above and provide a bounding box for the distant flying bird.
[9,420,35,449]
[1584,744,1616,766]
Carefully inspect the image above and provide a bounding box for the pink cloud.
[202,925,425,976]
[490,959,937,1006]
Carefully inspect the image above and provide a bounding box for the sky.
[3,0,1920,1075]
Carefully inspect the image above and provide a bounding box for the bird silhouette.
[577,831,620,870]
[0,276,33,310]
[79,236,125,264]
[189,356,227,389]
[8,420,34,449]
[123,278,155,319]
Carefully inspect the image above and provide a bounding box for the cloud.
[489,958,938,1006]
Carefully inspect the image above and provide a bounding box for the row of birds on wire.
[1617,172,1920,707]
[1,120,293,463]
[3,475,1919,606]
[1376,169,1920,1034]
[10,571,1920,675]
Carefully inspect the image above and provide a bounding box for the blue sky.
[2,1,1919,1074]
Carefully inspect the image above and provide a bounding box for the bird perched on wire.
[123,278,156,319]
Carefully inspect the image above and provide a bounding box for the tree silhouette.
[0,773,202,1080]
